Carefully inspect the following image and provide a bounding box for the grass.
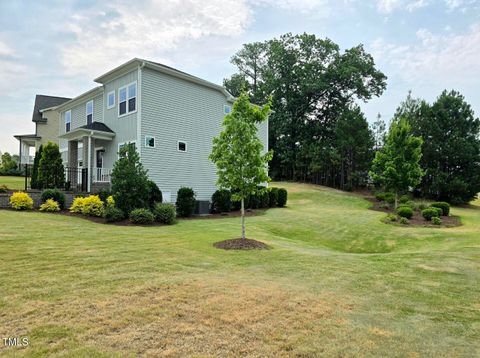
[0,182,479,357]
[0,175,27,190]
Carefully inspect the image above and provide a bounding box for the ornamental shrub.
[399,217,409,225]
[399,195,410,204]
[41,188,66,209]
[39,199,60,212]
[129,208,155,224]
[432,216,442,225]
[422,208,440,221]
[386,213,397,222]
[70,197,86,213]
[106,195,115,208]
[104,206,125,222]
[383,192,395,204]
[9,192,33,210]
[396,205,413,219]
[375,192,386,201]
[95,189,112,203]
[211,189,231,213]
[277,188,288,207]
[268,187,279,207]
[147,180,162,208]
[81,195,104,217]
[0,184,8,193]
[176,187,196,217]
[258,190,270,208]
[431,202,450,216]
[154,203,177,224]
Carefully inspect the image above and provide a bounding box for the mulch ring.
[213,238,271,250]
[367,197,462,228]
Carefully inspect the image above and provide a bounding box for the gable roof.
[32,95,71,122]
[78,121,114,133]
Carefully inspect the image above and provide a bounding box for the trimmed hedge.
[41,188,66,209]
[104,206,125,222]
[396,205,413,219]
[422,207,440,221]
[147,180,162,208]
[432,216,442,225]
[268,187,279,207]
[176,187,196,217]
[95,189,111,203]
[154,203,176,225]
[431,202,450,216]
[129,208,155,224]
[277,188,288,207]
[211,189,231,213]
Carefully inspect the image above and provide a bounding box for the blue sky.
[1,0,480,154]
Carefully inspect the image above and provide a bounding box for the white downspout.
[87,132,92,192]
[137,61,145,160]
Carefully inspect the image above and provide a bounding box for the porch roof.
[59,122,115,141]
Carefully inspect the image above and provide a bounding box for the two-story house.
[54,58,268,207]
[14,95,71,165]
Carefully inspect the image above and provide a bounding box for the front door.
[95,149,105,181]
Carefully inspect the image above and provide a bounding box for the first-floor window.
[118,141,136,157]
[178,141,187,152]
[224,105,231,114]
[65,110,71,132]
[145,136,155,148]
[86,100,93,125]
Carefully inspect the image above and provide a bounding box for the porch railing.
[93,167,112,183]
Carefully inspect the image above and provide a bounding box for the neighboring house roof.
[14,134,40,139]
[78,122,114,133]
[32,95,71,122]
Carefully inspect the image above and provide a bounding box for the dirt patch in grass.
[367,197,461,228]
[213,238,270,250]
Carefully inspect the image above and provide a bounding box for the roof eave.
[55,86,104,112]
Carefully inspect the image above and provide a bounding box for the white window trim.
[117,141,137,158]
[86,100,93,124]
[224,104,231,114]
[107,91,115,109]
[65,110,71,132]
[145,136,155,148]
[118,81,137,118]
[177,140,187,152]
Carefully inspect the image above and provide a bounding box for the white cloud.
[376,0,402,13]
[250,0,330,12]
[0,39,15,57]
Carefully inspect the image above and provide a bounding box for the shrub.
[379,202,390,210]
[82,195,104,217]
[399,195,410,204]
[38,141,65,189]
[106,195,115,208]
[403,200,416,210]
[147,180,162,208]
[416,202,428,211]
[277,188,288,207]
[375,192,386,201]
[39,199,60,212]
[268,187,279,207]
[104,206,125,222]
[399,217,409,225]
[70,196,86,213]
[0,184,8,193]
[386,213,397,222]
[431,202,450,216]
[176,187,196,217]
[41,188,66,209]
[9,192,33,210]
[432,216,442,225]
[396,205,413,219]
[384,192,395,204]
[422,208,440,221]
[258,190,270,208]
[154,203,177,224]
[211,189,231,213]
[129,208,155,224]
[95,189,111,203]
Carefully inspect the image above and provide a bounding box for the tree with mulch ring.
[209,92,272,250]
[213,238,270,250]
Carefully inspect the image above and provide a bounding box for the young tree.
[38,142,65,189]
[111,143,149,214]
[30,144,43,189]
[0,152,18,173]
[370,118,424,208]
[209,92,272,240]
[371,113,386,151]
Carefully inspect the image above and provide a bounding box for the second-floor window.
[119,82,137,116]
[86,100,93,125]
[107,91,115,109]
[65,110,71,132]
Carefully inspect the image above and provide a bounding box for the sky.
[1,0,480,154]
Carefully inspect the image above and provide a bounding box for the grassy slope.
[0,176,27,190]
[0,182,479,357]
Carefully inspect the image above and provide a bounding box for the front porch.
[14,134,40,166]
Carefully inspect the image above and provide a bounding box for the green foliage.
[375,192,386,201]
[370,118,424,208]
[104,206,125,223]
[432,216,442,225]
[95,189,111,203]
[30,145,43,189]
[111,143,149,214]
[422,208,440,221]
[211,189,232,213]
[399,217,409,225]
[9,192,33,210]
[39,199,60,212]
[396,205,413,219]
[0,184,8,193]
[153,203,177,225]
[268,187,279,207]
[386,213,397,222]
[277,188,288,207]
[37,142,65,189]
[431,202,450,216]
[431,207,443,217]
[176,187,196,217]
[147,180,162,208]
[0,152,18,174]
[41,188,66,209]
[129,208,155,225]
[384,192,396,204]
[379,202,390,210]
[416,202,428,211]
[399,195,410,204]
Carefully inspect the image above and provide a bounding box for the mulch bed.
[213,238,270,250]
[367,197,462,228]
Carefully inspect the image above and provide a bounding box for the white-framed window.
[118,81,137,116]
[224,105,231,114]
[117,141,137,158]
[86,100,93,125]
[145,136,155,148]
[177,140,187,152]
[65,110,71,132]
[107,91,115,109]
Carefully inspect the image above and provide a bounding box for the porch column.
[68,141,78,187]
[82,135,95,192]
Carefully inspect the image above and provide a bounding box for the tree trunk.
[241,197,245,240]
[395,191,398,209]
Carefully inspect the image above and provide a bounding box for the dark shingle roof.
[32,95,71,122]
[78,121,115,133]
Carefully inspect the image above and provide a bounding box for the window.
[145,136,155,148]
[224,105,231,114]
[118,141,136,158]
[118,81,137,116]
[107,91,115,109]
[86,100,93,125]
[178,141,187,152]
[65,110,71,132]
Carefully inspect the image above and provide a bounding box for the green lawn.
[0,175,27,190]
[0,182,479,357]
